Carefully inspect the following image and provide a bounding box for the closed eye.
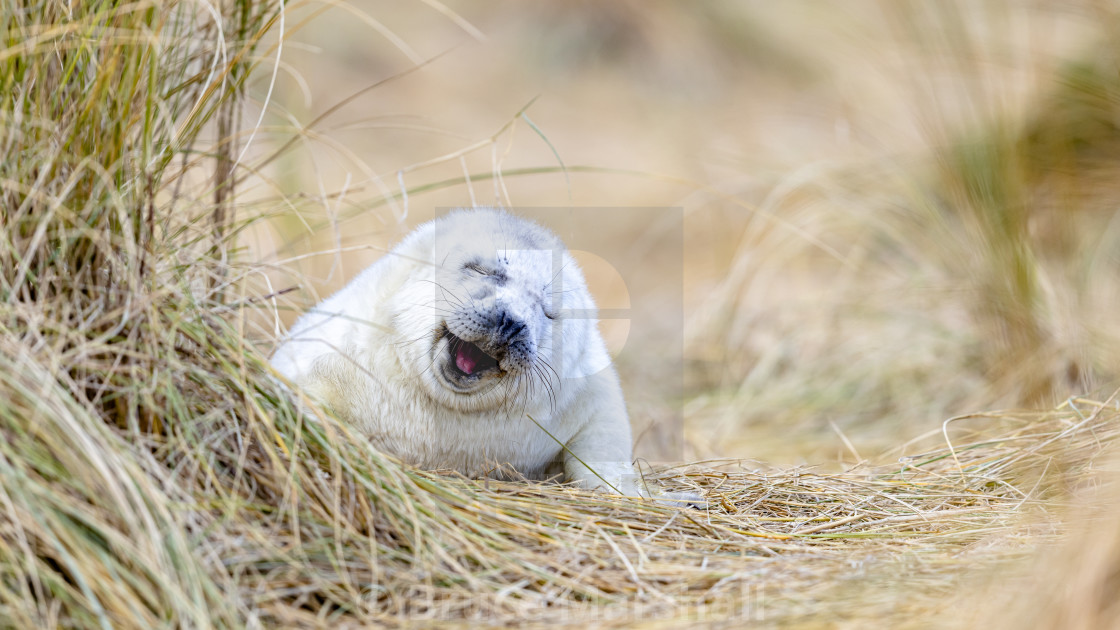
[463,261,493,276]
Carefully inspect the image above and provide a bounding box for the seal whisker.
[415,279,469,308]
[390,332,434,348]
[531,363,558,413]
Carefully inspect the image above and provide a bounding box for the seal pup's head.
[390,208,598,413]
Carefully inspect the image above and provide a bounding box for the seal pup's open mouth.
[446,333,499,377]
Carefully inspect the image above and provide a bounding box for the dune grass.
[676,2,1120,466]
[3,1,1120,628]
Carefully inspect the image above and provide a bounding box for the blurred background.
[242,0,1120,466]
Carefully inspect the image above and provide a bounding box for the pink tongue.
[455,343,481,375]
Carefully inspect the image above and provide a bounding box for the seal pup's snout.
[487,306,536,373]
[445,299,538,382]
[463,305,536,373]
[495,310,527,347]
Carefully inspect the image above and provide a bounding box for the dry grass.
[4,326,1115,627]
[5,1,1120,628]
[966,446,1120,630]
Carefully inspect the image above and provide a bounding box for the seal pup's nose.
[495,310,527,346]
[470,305,534,373]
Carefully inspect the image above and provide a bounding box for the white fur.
[272,208,686,501]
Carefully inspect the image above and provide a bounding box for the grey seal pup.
[271,208,696,504]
